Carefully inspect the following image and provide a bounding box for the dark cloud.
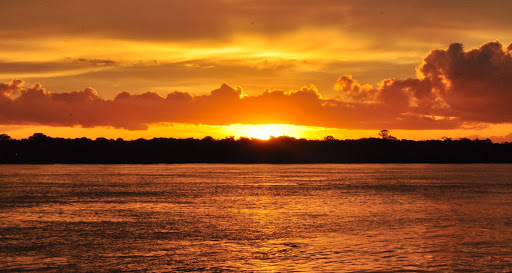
[72,58,118,67]
[337,40,512,124]
[419,41,512,123]
[1,1,511,44]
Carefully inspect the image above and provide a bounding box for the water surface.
[1,164,512,272]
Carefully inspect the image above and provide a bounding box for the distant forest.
[1,131,511,164]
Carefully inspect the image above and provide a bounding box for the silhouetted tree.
[202,136,214,141]
[0,134,510,164]
[441,136,452,141]
[378,129,397,140]
[0,134,11,141]
[323,135,336,141]
[28,133,49,141]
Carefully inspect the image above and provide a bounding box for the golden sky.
[2,1,512,141]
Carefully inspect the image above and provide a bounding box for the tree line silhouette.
[0,132,511,164]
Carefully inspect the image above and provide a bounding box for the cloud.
[335,75,378,102]
[0,81,458,131]
[489,132,512,143]
[0,59,118,79]
[2,1,511,44]
[0,79,23,98]
[418,41,512,123]
[0,41,511,131]
[4,1,512,103]
[337,40,512,123]
[69,58,118,67]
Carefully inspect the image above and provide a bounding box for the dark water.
[1,164,512,272]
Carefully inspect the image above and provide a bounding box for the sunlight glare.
[243,124,292,140]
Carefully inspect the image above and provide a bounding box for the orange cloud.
[0,79,23,98]
[0,81,457,130]
[337,40,512,124]
[418,41,512,123]
[2,1,511,44]
[1,41,511,131]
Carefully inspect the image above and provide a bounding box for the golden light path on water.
[1,164,512,271]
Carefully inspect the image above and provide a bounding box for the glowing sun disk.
[239,124,298,140]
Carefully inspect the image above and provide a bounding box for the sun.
[221,123,340,140]
[244,124,290,140]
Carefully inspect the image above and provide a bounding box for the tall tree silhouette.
[378,130,397,140]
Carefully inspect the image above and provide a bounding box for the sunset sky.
[2,0,512,141]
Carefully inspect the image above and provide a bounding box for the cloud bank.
[1,41,511,130]
[2,1,511,43]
